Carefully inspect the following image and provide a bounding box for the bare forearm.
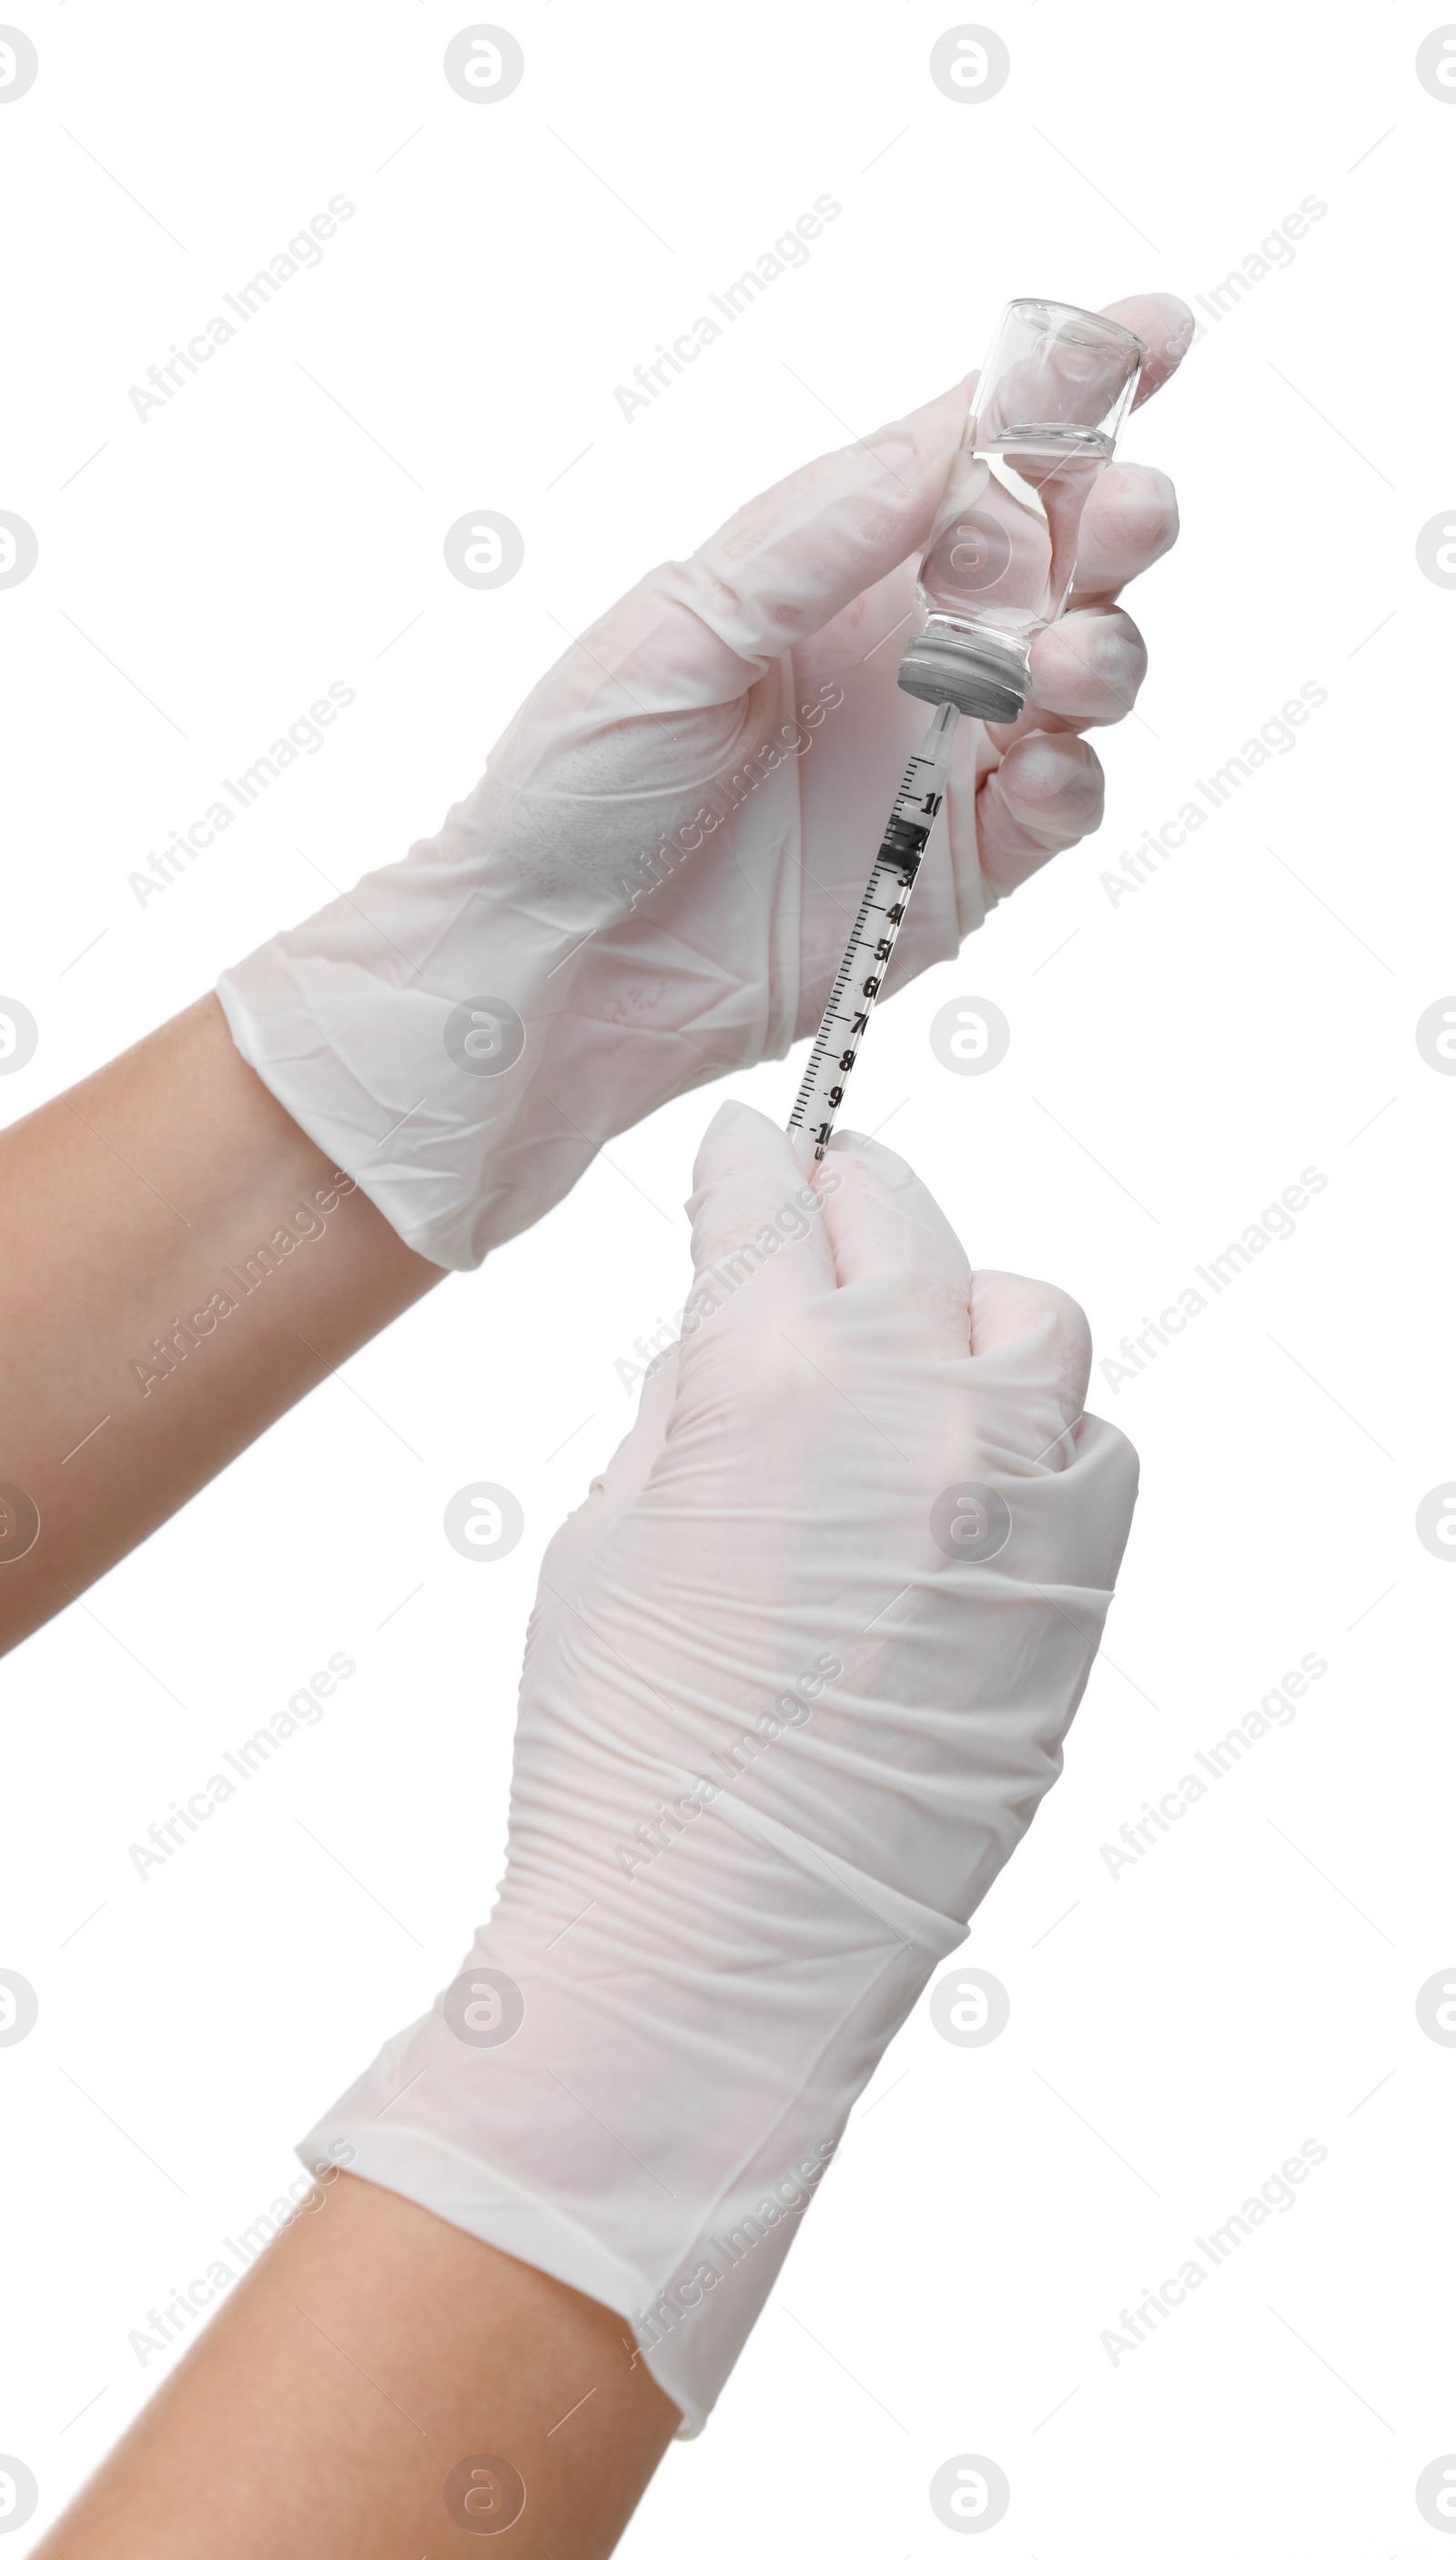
[0,995,441,1654]
[33,2172,677,2558]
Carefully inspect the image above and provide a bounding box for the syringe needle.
[787,701,959,1159]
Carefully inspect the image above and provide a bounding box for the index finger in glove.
[559,1100,833,1566]
[822,1131,1094,1463]
[683,1108,1099,1473]
[819,1128,974,1358]
[685,1099,837,1311]
[1107,288,1197,407]
[1056,288,1190,605]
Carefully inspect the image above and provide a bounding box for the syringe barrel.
[786,704,958,1157]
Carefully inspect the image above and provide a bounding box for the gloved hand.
[217,295,1190,1271]
[298,1103,1138,2433]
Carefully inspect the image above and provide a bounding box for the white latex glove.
[298,1103,1138,2433]
[218,295,1189,1270]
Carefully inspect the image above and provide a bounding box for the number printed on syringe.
[788,703,959,1159]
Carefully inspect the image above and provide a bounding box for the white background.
[2,2,1453,2552]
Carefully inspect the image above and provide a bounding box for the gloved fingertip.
[818,1130,975,1344]
[826,1128,918,1194]
[685,1100,836,1298]
[691,1098,780,1185]
[701,1097,759,1139]
[1100,291,1195,405]
[1147,289,1196,346]
[995,730,1104,835]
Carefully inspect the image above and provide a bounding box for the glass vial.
[898,298,1145,723]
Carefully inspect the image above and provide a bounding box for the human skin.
[0,993,443,1654]
[29,2170,681,2559]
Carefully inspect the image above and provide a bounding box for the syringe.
[787,702,958,1159]
[786,297,1146,1164]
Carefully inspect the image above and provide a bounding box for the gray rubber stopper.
[897,629,1027,723]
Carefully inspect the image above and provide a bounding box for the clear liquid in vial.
[917,424,1113,693]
